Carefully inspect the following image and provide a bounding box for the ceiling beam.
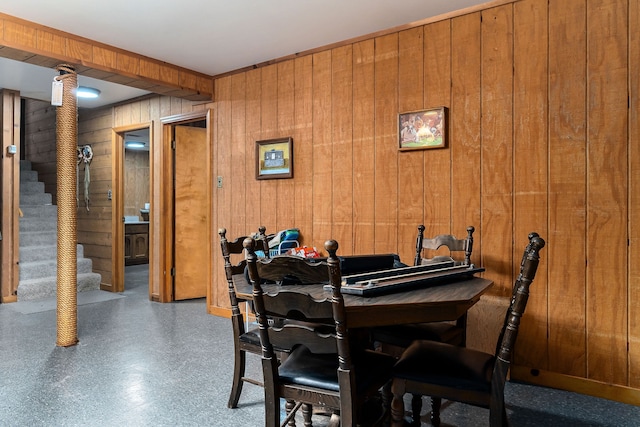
[0,13,213,101]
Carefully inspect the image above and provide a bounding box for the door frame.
[159,110,212,303]
[111,122,153,296]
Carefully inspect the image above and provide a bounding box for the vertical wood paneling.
[15,0,640,398]
[139,98,151,123]
[352,40,376,255]
[480,5,514,298]
[374,34,399,254]
[260,65,278,233]
[124,150,149,217]
[245,69,262,233]
[293,56,314,246]
[422,20,453,241]
[77,108,113,285]
[276,61,296,232]
[450,13,482,265]
[312,51,333,247]
[586,0,628,385]
[630,0,640,389]
[215,76,232,269]
[149,97,161,297]
[170,97,183,116]
[230,74,247,238]
[397,28,424,265]
[512,0,549,369]
[548,0,587,377]
[331,45,354,253]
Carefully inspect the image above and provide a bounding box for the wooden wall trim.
[0,89,20,302]
[111,122,153,296]
[208,306,231,318]
[511,365,640,407]
[206,0,639,398]
[159,109,212,303]
[0,13,213,101]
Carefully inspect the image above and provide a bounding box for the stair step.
[20,159,32,171]
[20,244,85,263]
[20,231,57,246]
[19,169,38,182]
[20,205,58,219]
[20,180,45,194]
[20,193,52,206]
[19,205,58,218]
[18,159,102,302]
[17,272,102,301]
[19,218,58,232]
[19,258,94,281]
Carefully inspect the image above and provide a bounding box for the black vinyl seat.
[371,225,476,419]
[245,238,396,427]
[390,233,545,426]
[218,226,278,409]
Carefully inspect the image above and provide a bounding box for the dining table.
[232,274,493,329]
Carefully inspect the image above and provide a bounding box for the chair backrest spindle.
[415,224,475,267]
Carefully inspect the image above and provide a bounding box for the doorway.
[160,111,212,302]
[111,123,152,296]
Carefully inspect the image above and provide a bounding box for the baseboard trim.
[209,306,231,318]
[511,365,640,406]
[1,295,18,303]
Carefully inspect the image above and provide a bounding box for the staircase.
[18,160,101,301]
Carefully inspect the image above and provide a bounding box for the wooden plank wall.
[124,150,150,218]
[14,0,640,400]
[209,0,639,397]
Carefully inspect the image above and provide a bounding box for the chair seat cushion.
[372,322,464,347]
[279,345,395,393]
[393,340,494,392]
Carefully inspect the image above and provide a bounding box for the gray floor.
[1,264,639,427]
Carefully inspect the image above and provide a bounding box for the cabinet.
[124,222,149,265]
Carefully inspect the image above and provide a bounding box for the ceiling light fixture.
[76,86,101,99]
[125,142,146,149]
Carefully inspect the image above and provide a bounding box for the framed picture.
[398,107,447,151]
[255,137,293,180]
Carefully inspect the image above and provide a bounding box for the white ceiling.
[0,0,488,108]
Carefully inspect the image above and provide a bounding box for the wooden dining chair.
[244,237,396,427]
[389,233,545,427]
[371,225,475,419]
[373,225,476,351]
[218,226,276,409]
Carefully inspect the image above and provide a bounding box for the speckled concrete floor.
[0,265,638,427]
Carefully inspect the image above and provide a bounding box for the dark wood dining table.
[232,274,493,329]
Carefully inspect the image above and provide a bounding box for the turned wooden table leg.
[390,393,406,426]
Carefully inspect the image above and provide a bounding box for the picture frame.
[398,107,447,151]
[255,137,293,180]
